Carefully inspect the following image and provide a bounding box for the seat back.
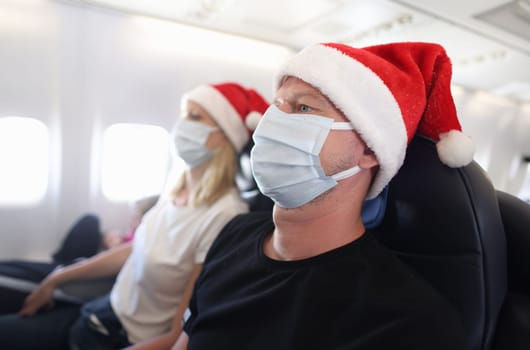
[372,137,507,350]
[496,190,530,295]
[492,190,530,350]
[236,139,273,212]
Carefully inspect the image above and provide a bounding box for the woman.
[0,82,269,350]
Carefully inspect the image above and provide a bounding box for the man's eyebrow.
[275,91,328,104]
[272,97,282,105]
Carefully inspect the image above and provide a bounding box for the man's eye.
[188,112,202,121]
[299,104,311,113]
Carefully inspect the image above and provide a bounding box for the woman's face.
[181,100,228,151]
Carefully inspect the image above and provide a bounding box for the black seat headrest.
[496,190,530,295]
[236,139,273,212]
[372,136,506,350]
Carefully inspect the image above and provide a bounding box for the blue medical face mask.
[250,105,361,209]
[173,118,218,168]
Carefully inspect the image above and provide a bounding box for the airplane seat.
[495,191,530,296]
[236,138,273,212]
[371,136,507,350]
[492,190,530,350]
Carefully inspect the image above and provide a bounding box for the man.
[173,42,474,350]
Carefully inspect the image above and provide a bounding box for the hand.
[103,229,124,249]
[19,277,57,316]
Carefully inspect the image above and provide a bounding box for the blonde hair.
[170,140,238,207]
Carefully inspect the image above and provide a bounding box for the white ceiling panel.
[67,0,530,101]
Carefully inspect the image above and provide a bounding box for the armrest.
[58,276,115,302]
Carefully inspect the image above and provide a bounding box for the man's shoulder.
[228,210,272,226]
[218,211,272,242]
[204,211,272,261]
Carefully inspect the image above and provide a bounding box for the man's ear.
[359,148,379,169]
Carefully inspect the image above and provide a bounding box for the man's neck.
[265,198,365,261]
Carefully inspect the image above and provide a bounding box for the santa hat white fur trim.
[436,130,475,167]
[182,85,249,152]
[245,111,262,131]
[274,44,407,199]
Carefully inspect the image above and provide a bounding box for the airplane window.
[101,123,170,201]
[0,116,49,206]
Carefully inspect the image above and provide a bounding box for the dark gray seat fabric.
[496,190,530,295]
[372,136,507,350]
[493,191,530,350]
[236,138,274,212]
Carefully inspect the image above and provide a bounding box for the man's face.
[273,77,369,178]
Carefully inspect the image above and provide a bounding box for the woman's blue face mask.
[173,118,218,168]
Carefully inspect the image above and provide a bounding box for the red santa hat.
[182,82,269,152]
[274,42,474,199]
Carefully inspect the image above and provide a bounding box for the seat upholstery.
[492,191,530,350]
[372,136,507,350]
[496,190,530,295]
[236,138,273,212]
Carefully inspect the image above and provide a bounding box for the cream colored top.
[110,189,247,343]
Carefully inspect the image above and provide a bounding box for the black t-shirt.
[184,211,469,350]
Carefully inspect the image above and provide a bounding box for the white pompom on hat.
[182,82,269,152]
[274,42,475,199]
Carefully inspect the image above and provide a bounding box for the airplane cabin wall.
[0,0,279,260]
[454,90,530,200]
